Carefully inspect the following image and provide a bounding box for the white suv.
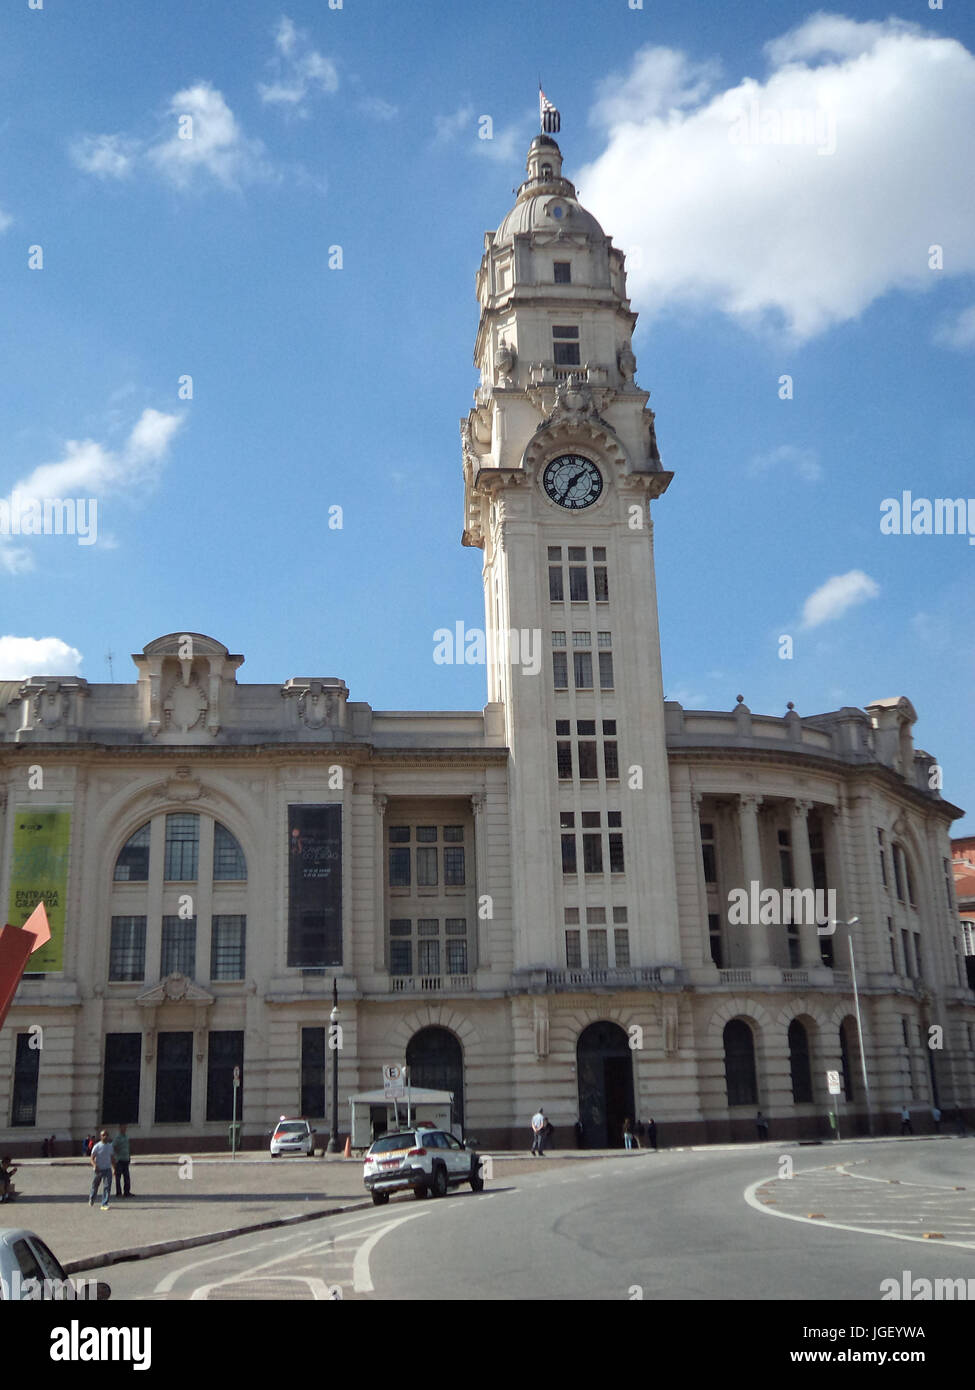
[269,1118,316,1157]
[363,1128,483,1204]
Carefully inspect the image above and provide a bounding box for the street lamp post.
[327,978,340,1153]
[830,916,874,1136]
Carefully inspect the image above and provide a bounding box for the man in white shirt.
[89,1128,116,1209]
[531,1108,546,1157]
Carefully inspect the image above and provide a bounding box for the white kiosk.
[348,1087,454,1151]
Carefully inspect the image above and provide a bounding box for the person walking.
[646,1117,658,1151]
[89,1129,115,1209]
[530,1107,547,1157]
[623,1117,634,1150]
[900,1105,913,1135]
[756,1111,770,1141]
[0,1157,18,1202]
[113,1124,132,1197]
[931,1106,942,1134]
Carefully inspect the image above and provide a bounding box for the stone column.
[738,795,770,966]
[790,799,821,969]
[471,792,487,970]
[691,790,714,970]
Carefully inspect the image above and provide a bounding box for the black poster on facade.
[287,804,342,967]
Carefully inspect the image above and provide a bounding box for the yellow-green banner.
[7,809,71,972]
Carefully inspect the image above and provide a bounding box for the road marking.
[191,1274,338,1301]
[154,1231,313,1294]
[353,1211,428,1294]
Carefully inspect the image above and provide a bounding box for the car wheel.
[413,1183,429,1200]
[470,1160,484,1193]
[270,1151,279,1158]
[430,1164,448,1199]
[371,1192,389,1206]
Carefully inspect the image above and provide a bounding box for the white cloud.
[258,16,339,110]
[70,133,137,180]
[748,444,822,482]
[934,303,975,350]
[801,570,880,628]
[148,84,271,188]
[0,636,83,679]
[0,206,13,233]
[0,409,182,573]
[580,18,975,340]
[359,96,398,123]
[433,105,474,145]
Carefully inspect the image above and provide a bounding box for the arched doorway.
[723,1019,758,1108]
[576,1021,635,1148]
[406,1027,464,1130]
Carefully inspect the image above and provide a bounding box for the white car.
[363,1127,483,1204]
[0,1228,110,1300]
[269,1118,316,1157]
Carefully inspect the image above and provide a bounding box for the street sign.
[233,1065,241,1086]
[383,1064,406,1099]
[826,1070,841,1095]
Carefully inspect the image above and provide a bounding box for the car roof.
[0,1229,43,1244]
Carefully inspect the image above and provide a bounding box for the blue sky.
[1,1,974,830]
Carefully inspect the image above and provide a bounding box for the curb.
[62,1199,373,1275]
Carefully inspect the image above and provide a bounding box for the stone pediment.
[137,974,215,1006]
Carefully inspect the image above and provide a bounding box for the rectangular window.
[114,824,150,882]
[554,261,571,283]
[388,825,410,843]
[206,1031,243,1123]
[549,566,564,601]
[614,929,630,967]
[11,1033,40,1126]
[445,919,468,975]
[878,829,888,887]
[553,325,580,366]
[587,907,606,924]
[443,825,464,842]
[565,907,580,924]
[701,822,717,884]
[301,1027,326,1118]
[161,916,196,978]
[165,813,200,881]
[593,566,609,602]
[598,651,614,690]
[561,834,577,874]
[582,811,600,828]
[210,915,246,980]
[893,847,905,902]
[583,833,603,874]
[604,740,619,779]
[155,1031,192,1123]
[914,933,922,979]
[888,917,897,972]
[569,566,588,601]
[566,930,582,968]
[573,652,593,689]
[109,916,147,982]
[443,846,466,886]
[557,741,573,779]
[708,912,723,968]
[101,1033,141,1125]
[388,847,411,887]
[416,826,437,842]
[417,923,440,975]
[553,651,568,689]
[577,719,596,735]
[548,546,562,561]
[613,905,628,923]
[778,829,794,890]
[390,918,412,975]
[902,930,913,976]
[416,846,439,886]
[609,834,625,874]
[578,741,598,779]
[588,930,608,969]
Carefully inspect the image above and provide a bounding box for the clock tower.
[462,131,682,982]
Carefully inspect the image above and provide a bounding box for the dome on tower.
[495,135,607,244]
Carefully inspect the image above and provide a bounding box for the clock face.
[542,454,603,510]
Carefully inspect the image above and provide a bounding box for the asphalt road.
[91,1138,975,1302]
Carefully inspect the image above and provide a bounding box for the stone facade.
[1,137,972,1153]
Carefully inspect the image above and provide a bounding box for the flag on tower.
[539,87,561,134]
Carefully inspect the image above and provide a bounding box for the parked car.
[363,1127,483,1204]
[269,1118,316,1157]
[0,1228,110,1300]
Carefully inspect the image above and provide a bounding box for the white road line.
[352,1210,428,1294]
[744,1176,975,1251]
[191,1274,339,1301]
[154,1231,316,1294]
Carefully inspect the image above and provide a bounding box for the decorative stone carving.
[161,678,209,734]
[145,768,210,803]
[495,338,516,385]
[281,678,349,733]
[618,343,636,383]
[136,974,215,1007]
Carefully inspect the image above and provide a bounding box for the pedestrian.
[530,1106,546,1157]
[41,1137,49,1158]
[49,1135,56,1159]
[0,1157,18,1202]
[931,1106,942,1134]
[575,1116,584,1149]
[544,1115,555,1150]
[756,1110,770,1141]
[623,1117,634,1150]
[88,1129,115,1209]
[113,1124,132,1197]
[900,1105,913,1136]
[646,1117,658,1151]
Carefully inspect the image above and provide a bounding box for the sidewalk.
[2,1148,638,1273]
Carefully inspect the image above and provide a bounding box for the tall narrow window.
[114,823,150,882]
[708,913,723,967]
[724,1019,758,1107]
[569,565,588,601]
[11,1033,40,1126]
[109,916,146,982]
[213,824,247,880]
[389,919,412,975]
[552,632,568,689]
[301,1027,326,1118]
[445,919,468,974]
[549,565,564,601]
[566,930,582,968]
[573,633,593,689]
[552,325,580,366]
[102,1033,141,1124]
[554,261,571,284]
[161,916,196,977]
[778,829,794,889]
[588,930,608,969]
[578,740,598,779]
[155,1032,192,1123]
[164,813,199,881]
[700,822,717,884]
[788,1019,813,1104]
[206,1032,243,1122]
[614,929,630,967]
[210,915,246,980]
[878,829,888,887]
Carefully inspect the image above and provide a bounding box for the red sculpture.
[0,903,51,1032]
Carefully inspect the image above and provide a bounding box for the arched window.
[214,823,247,880]
[407,1027,464,1130]
[541,163,552,178]
[788,1019,813,1103]
[723,1019,758,1107]
[114,823,150,881]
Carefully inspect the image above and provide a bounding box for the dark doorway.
[406,1026,464,1130]
[577,1021,635,1148]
